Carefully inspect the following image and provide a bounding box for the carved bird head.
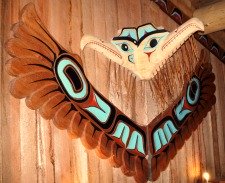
[81,18,204,80]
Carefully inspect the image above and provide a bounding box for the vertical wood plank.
[70,1,90,183]
[211,53,225,178]
[202,114,216,179]
[47,1,75,182]
[33,2,56,182]
[19,101,38,182]
[1,0,21,182]
[0,0,3,181]
[72,139,89,183]
[81,0,100,182]
[36,117,55,183]
[93,0,114,181]
[16,3,40,181]
[104,0,123,182]
[81,0,95,83]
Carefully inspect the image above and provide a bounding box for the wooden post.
[193,1,225,35]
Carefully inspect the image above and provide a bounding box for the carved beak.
[151,18,204,63]
[80,35,123,65]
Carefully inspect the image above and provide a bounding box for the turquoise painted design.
[187,77,200,105]
[138,24,157,39]
[112,121,145,155]
[127,131,145,154]
[85,93,111,124]
[120,29,138,41]
[118,24,165,41]
[153,128,167,151]
[175,98,191,122]
[112,122,130,145]
[153,120,177,151]
[163,120,177,141]
[57,59,87,100]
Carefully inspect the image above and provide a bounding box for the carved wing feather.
[5,3,148,183]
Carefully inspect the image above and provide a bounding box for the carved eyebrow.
[137,29,168,44]
[113,29,168,46]
[112,36,137,44]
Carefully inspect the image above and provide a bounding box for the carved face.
[81,18,204,79]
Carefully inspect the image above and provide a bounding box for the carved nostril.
[145,51,152,58]
[144,50,156,61]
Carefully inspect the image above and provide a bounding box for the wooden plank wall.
[1,0,225,182]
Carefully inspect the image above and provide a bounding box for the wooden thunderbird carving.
[5,3,216,182]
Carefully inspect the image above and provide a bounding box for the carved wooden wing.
[5,3,216,182]
[147,59,216,180]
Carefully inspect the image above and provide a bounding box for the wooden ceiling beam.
[194,1,225,35]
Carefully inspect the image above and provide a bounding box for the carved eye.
[144,36,162,51]
[150,38,158,48]
[121,43,129,51]
[116,42,133,53]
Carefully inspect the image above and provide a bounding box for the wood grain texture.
[193,1,225,34]
[1,0,225,183]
